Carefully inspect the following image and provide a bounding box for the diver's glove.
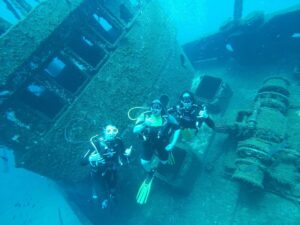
[165,143,175,151]
[88,152,105,166]
[119,146,133,166]
[124,146,133,157]
[101,199,109,209]
[198,105,208,119]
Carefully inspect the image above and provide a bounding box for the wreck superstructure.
[1,1,300,225]
[0,0,194,182]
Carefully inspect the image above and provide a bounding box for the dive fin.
[167,151,175,165]
[136,174,155,205]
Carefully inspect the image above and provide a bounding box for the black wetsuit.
[136,112,180,161]
[82,137,125,202]
[168,104,215,130]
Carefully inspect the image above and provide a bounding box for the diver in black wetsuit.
[133,99,181,172]
[168,91,215,132]
[133,99,181,204]
[81,125,131,209]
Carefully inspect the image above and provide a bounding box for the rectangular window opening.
[18,82,65,119]
[68,34,106,67]
[90,12,122,44]
[43,56,86,93]
[102,1,135,24]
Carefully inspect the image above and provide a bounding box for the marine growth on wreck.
[0,1,300,225]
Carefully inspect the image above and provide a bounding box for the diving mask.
[150,99,163,115]
[151,103,162,115]
[181,97,192,109]
[104,125,118,140]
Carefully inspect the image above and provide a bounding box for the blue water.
[158,0,300,44]
[1,0,299,40]
[1,1,300,225]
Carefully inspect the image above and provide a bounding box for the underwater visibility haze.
[1,0,300,225]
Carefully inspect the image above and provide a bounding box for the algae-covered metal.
[218,77,300,202]
[0,0,194,182]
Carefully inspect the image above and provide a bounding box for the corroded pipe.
[233,138,272,188]
[232,77,290,188]
[255,77,290,115]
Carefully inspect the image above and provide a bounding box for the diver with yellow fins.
[133,99,181,204]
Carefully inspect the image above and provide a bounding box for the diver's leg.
[100,169,118,208]
[141,159,152,172]
[141,142,154,172]
[136,143,156,204]
[90,171,100,199]
[157,141,169,165]
[107,169,117,200]
[99,170,113,209]
[205,117,215,130]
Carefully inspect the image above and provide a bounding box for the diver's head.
[104,125,118,141]
[180,91,194,109]
[150,99,162,116]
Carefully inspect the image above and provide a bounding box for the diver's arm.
[81,136,102,166]
[80,149,92,166]
[133,122,146,134]
[167,106,176,114]
[81,137,105,166]
[165,129,180,151]
[133,113,147,134]
[197,105,215,130]
[204,117,215,129]
[165,115,181,151]
[116,138,128,165]
[170,129,180,146]
[88,151,105,167]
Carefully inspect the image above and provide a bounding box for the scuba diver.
[81,125,132,209]
[133,99,180,204]
[168,91,215,133]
